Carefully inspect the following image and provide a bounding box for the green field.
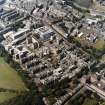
[0,57,27,103]
[0,92,17,103]
[75,36,105,52]
[82,98,97,105]
[0,57,27,91]
[93,39,105,51]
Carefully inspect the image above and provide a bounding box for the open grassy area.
[74,36,89,46]
[0,56,28,104]
[66,97,99,105]
[0,57,27,91]
[75,35,105,52]
[82,98,97,105]
[93,39,105,51]
[0,92,17,104]
[65,88,104,105]
[100,55,105,63]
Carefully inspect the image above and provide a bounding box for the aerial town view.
[1,0,105,105]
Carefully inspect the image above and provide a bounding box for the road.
[86,84,105,99]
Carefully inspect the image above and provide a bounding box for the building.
[10,45,29,60]
[35,26,55,40]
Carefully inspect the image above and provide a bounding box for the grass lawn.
[66,98,98,105]
[75,36,105,52]
[101,102,105,105]
[0,57,27,91]
[93,39,105,51]
[100,55,105,63]
[0,92,17,104]
[82,98,97,105]
[47,96,57,105]
[74,36,91,47]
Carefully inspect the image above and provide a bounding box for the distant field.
[82,98,97,105]
[0,57,27,104]
[65,88,105,105]
[93,39,105,51]
[75,35,105,52]
[100,55,105,63]
[66,98,97,105]
[74,0,93,8]
[0,92,17,104]
[0,57,27,91]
